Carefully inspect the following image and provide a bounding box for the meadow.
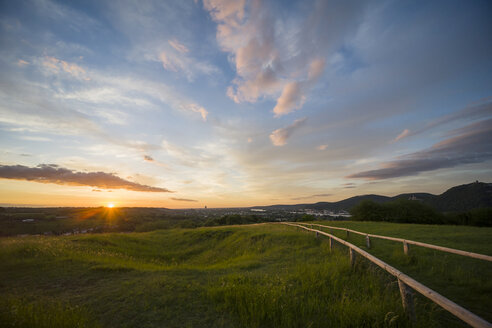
[0,222,490,327]
[303,221,492,322]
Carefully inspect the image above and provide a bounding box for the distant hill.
[425,182,492,212]
[253,181,492,213]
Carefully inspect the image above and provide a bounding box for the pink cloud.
[42,56,89,80]
[273,82,305,117]
[204,1,327,117]
[17,59,30,67]
[168,39,189,53]
[269,118,307,146]
[393,129,410,142]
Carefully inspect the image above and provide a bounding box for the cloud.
[343,182,356,189]
[168,39,189,53]
[0,164,172,192]
[42,56,89,80]
[204,0,345,116]
[347,118,492,180]
[0,56,210,148]
[273,82,305,117]
[317,144,328,150]
[158,41,218,81]
[392,129,410,142]
[182,103,208,122]
[17,59,30,66]
[393,100,492,142]
[269,117,307,146]
[142,154,170,169]
[407,99,492,139]
[18,136,52,142]
[291,193,332,200]
[171,197,198,202]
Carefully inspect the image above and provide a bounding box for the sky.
[0,0,491,208]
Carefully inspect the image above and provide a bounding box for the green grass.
[305,221,492,254]
[302,221,492,322]
[0,297,100,328]
[0,224,464,327]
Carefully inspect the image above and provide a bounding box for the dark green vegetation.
[306,221,492,322]
[255,181,492,213]
[0,207,275,237]
[0,224,478,328]
[350,199,492,226]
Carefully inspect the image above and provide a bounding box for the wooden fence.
[301,223,492,261]
[281,222,492,328]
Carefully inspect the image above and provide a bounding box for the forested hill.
[253,181,492,213]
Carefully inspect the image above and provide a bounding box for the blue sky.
[0,0,491,207]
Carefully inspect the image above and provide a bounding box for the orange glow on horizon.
[106,203,115,208]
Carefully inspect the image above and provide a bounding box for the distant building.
[408,195,422,201]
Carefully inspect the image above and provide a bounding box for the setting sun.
[106,203,115,208]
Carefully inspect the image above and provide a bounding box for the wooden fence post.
[329,237,333,251]
[346,230,349,239]
[315,231,319,238]
[366,235,371,249]
[349,248,356,267]
[398,279,416,321]
[403,241,410,255]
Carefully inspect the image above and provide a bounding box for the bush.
[350,199,443,224]
[350,199,492,226]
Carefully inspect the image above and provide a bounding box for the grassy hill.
[1,223,491,327]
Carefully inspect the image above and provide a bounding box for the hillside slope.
[255,181,492,212]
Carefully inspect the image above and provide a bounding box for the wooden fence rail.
[300,223,492,262]
[281,222,492,328]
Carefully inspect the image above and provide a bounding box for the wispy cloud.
[158,37,218,81]
[317,144,328,151]
[0,55,210,150]
[18,135,52,142]
[347,118,492,180]
[171,197,198,202]
[291,193,332,200]
[0,164,172,192]
[343,183,356,189]
[394,100,492,142]
[269,118,307,146]
[17,59,30,66]
[42,56,89,80]
[392,129,410,143]
[168,39,189,53]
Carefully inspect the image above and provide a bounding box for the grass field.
[0,223,489,327]
[301,221,492,322]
